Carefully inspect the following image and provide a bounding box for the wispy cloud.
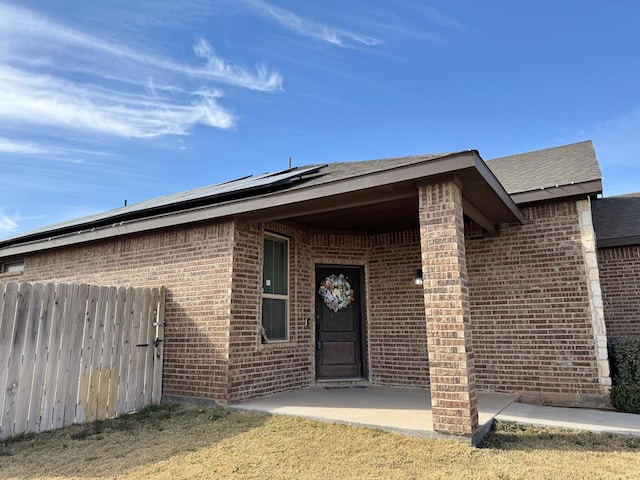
[0,67,234,138]
[237,0,382,47]
[0,137,48,155]
[0,210,19,232]
[0,136,119,167]
[192,37,282,92]
[591,109,640,167]
[393,1,462,30]
[0,3,283,140]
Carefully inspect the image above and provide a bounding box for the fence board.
[140,288,154,409]
[96,286,117,420]
[14,283,43,435]
[2,283,32,437]
[40,284,67,432]
[152,287,165,405]
[0,282,164,441]
[0,283,17,439]
[63,283,88,427]
[116,287,135,416]
[52,283,77,430]
[126,288,143,413]
[27,283,55,433]
[86,285,108,423]
[108,287,127,419]
[76,285,100,424]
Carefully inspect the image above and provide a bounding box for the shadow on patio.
[231,385,517,438]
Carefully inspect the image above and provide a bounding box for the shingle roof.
[592,192,640,247]
[0,142,605,249]
[285,152,457,189]
[486,140,601,194]
[0,152,460,246]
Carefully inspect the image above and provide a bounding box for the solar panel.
[1,165,326,243]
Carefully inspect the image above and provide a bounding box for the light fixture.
[414,268,423,286]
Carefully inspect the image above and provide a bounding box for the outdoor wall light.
[414,268,423,286]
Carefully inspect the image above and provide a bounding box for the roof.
[0,150,524,256]
[2,140,608,255]
[486,141,602,203]
[0,153,452,246]
[592,192,640,248]
[0,164,326,244]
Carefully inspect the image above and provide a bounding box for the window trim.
[261,232,290,343]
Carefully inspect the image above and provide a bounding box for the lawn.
[1,404,639,479]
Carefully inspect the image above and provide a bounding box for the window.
[262,234,289,341]
[1,259,24,274]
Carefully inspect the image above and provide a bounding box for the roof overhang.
[238,151,525,232]
[0,151,524,258]
[597,236,640,249]
[507,179,602,204]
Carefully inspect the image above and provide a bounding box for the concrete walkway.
[496,402,640,437]
[232,385,516,439]
[231,385,640,440]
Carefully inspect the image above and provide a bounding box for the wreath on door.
[318,274,355,312]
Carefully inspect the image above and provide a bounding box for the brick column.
[418,178,478,438]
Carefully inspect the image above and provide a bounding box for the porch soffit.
[0,151,523,257]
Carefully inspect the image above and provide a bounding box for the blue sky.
[1,0,639,237]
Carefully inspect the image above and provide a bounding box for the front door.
[315,266,363,379]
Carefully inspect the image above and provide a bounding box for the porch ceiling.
[283,196,419,234]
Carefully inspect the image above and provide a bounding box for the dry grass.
[1,404,639,479]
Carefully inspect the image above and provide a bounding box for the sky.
[1,0,639,237]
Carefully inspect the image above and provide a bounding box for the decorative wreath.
[318,274,355,312]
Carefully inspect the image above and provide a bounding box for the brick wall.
[598,245,640,337]
[1,196,608,406]
[368,231,429,387]
[226,224,430,397]
[466,200,604,405]
[7,223,235,403]
[305,230,431,387]
[228,222,314,402]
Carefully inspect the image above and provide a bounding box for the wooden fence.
[0,282,165,441]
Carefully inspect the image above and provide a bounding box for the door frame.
[314,264,368,381]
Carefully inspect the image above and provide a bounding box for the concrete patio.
[231,385,640,441]
[231,385,517,441]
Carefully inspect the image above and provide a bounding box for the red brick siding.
[228,222,314,401]
[419,180,478,436]
[368,231,429,387]
[2,196,606,405]
[9,223,235,403]
[598,245,640,337]
[466,200,602,400]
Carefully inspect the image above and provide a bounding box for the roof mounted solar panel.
[0,165,327,245]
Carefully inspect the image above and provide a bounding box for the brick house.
[592,193,640,337]
[0,140,635,440]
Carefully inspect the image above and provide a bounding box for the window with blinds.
[262,234,289,341]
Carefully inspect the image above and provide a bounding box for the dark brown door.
[315,266,363,379]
